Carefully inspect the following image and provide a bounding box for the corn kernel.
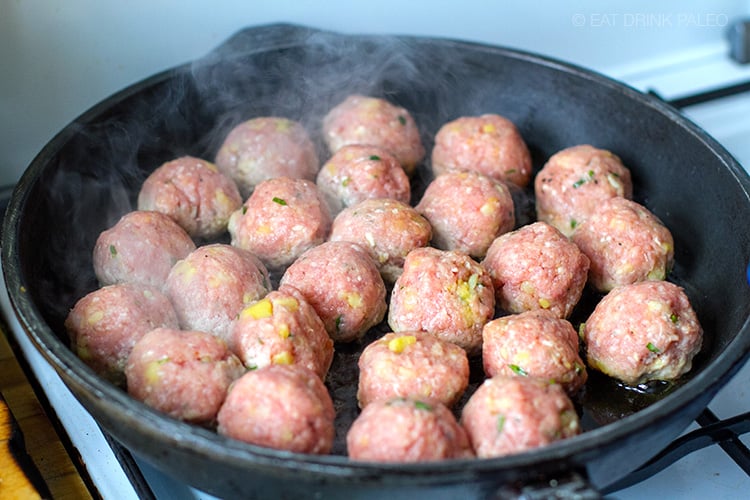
[481,123,496,133]
[341,291,363,308]
[87,310,104,325]
[272,351,294,365]
[273,296,299,312]
[388,335,417,353]
[538,298,551,309]
[480,198,498,216]
[278,323,291,339]
[241,298,274,320]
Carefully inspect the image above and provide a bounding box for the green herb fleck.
[398,115,407,125]
[570,219,578,230]
[578,322,586,339]
[157,357,170,365]
[414,400,433,411]
[670,313,679,324]
[497,414,506,433]
[109,244,117,257]
[342,177,351,187]
[272,197,287,206]
[505,169,517,175]
[574,362,585,375]
[242,206,248,215]
[509,364,528,376]
[646,342,660,354]
[369,155,381,161]
[247,363,258,371]
[335,315,343,331]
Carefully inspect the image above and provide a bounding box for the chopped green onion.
[414,400,433,411]
[272,197,287,206]
[247,363,258,371]
[509,364,528,376]
[335,315,343,331]
[505,169,517,175]
[398,115,407,125]
[570,219,578,230]
[578,322,586,339]
[497,414,506,433]
[646,342,660,353]
[369,155,381,161]
[670,313,679,324]
[109,244,117,257]
[242,206,248,214]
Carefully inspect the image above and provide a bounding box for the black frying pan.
[4,24,750,498]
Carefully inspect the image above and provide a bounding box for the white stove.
[3,2,750,499]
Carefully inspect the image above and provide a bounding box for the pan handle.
[204,23,325,60]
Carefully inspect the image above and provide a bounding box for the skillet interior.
[4,25,750,497]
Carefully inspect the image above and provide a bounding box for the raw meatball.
[572,197,674,293]
[93,210,196,288]
[125,328,244,424]
[461,376,581,458]
[416,170,515,258]
[229,286,334,380]
[535,144,633,237]
[217,365,335,454]
[214,117,319,197]
[65,283,179,386]
[583,280,703,386]
[388,247,495,355]
[347,397,474,462]
[322,95,425,176]
[137,156,242,239]
[482,310,587,395]
[431,114,532,187]
[357,331,469,408]
[482,221,590,319]
[165,244,270,341]
[280,241,386,342]
[316,144,411,215]
[227,177,332,272]
[329,198,432,284]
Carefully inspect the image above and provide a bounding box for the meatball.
[571,197,674,293]
[482,221,590,319]
[583,280,703,386]
[137,156,242,239]
[329,198,432,284]
[316,144,411,215]
[388,247,495,355]
[482,310,587,395]
[357,331,469,408]
[461,376,581,458]
[93,210,196,288]
[217,365,335,454]
[347,397,474,462]
[431,114,533,187]
[227,177,332,272]
[65,283,179,386]
[229,286,334,381]
[535,144,633,237]
[125,328,244,424]
[280,241,387,342]
[416,170,515,258]
[322,95,425,176]
[214,117,319,197]
[165,244,270,341]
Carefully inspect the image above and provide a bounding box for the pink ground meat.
[535,144,633,237]
[228,286,334,381]
[572,197,674,293]
[431,114,532,187]
[416,170,515,258]
[280,241,387,342]
[482,221,589,319]
[316,144,411,215]
[357,331,469,408]
[322,95,425,176]
[137,156,242,239]
[165,244,270,341]
[125,328,245,424]
[65,282,179,386]
[329,198,432,284]
[347,397,474,462]
[227,177,332,272]
[388,247,495,355]
[461,375,581,458]
[482,310,587,395]
[217,364,335,454]
[214,117,319,197]
[583,280,703,386]
[93,210,196,288]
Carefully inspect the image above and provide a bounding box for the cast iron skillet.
[4,23,750,498]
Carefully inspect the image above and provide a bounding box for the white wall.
[1,0,746,185]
